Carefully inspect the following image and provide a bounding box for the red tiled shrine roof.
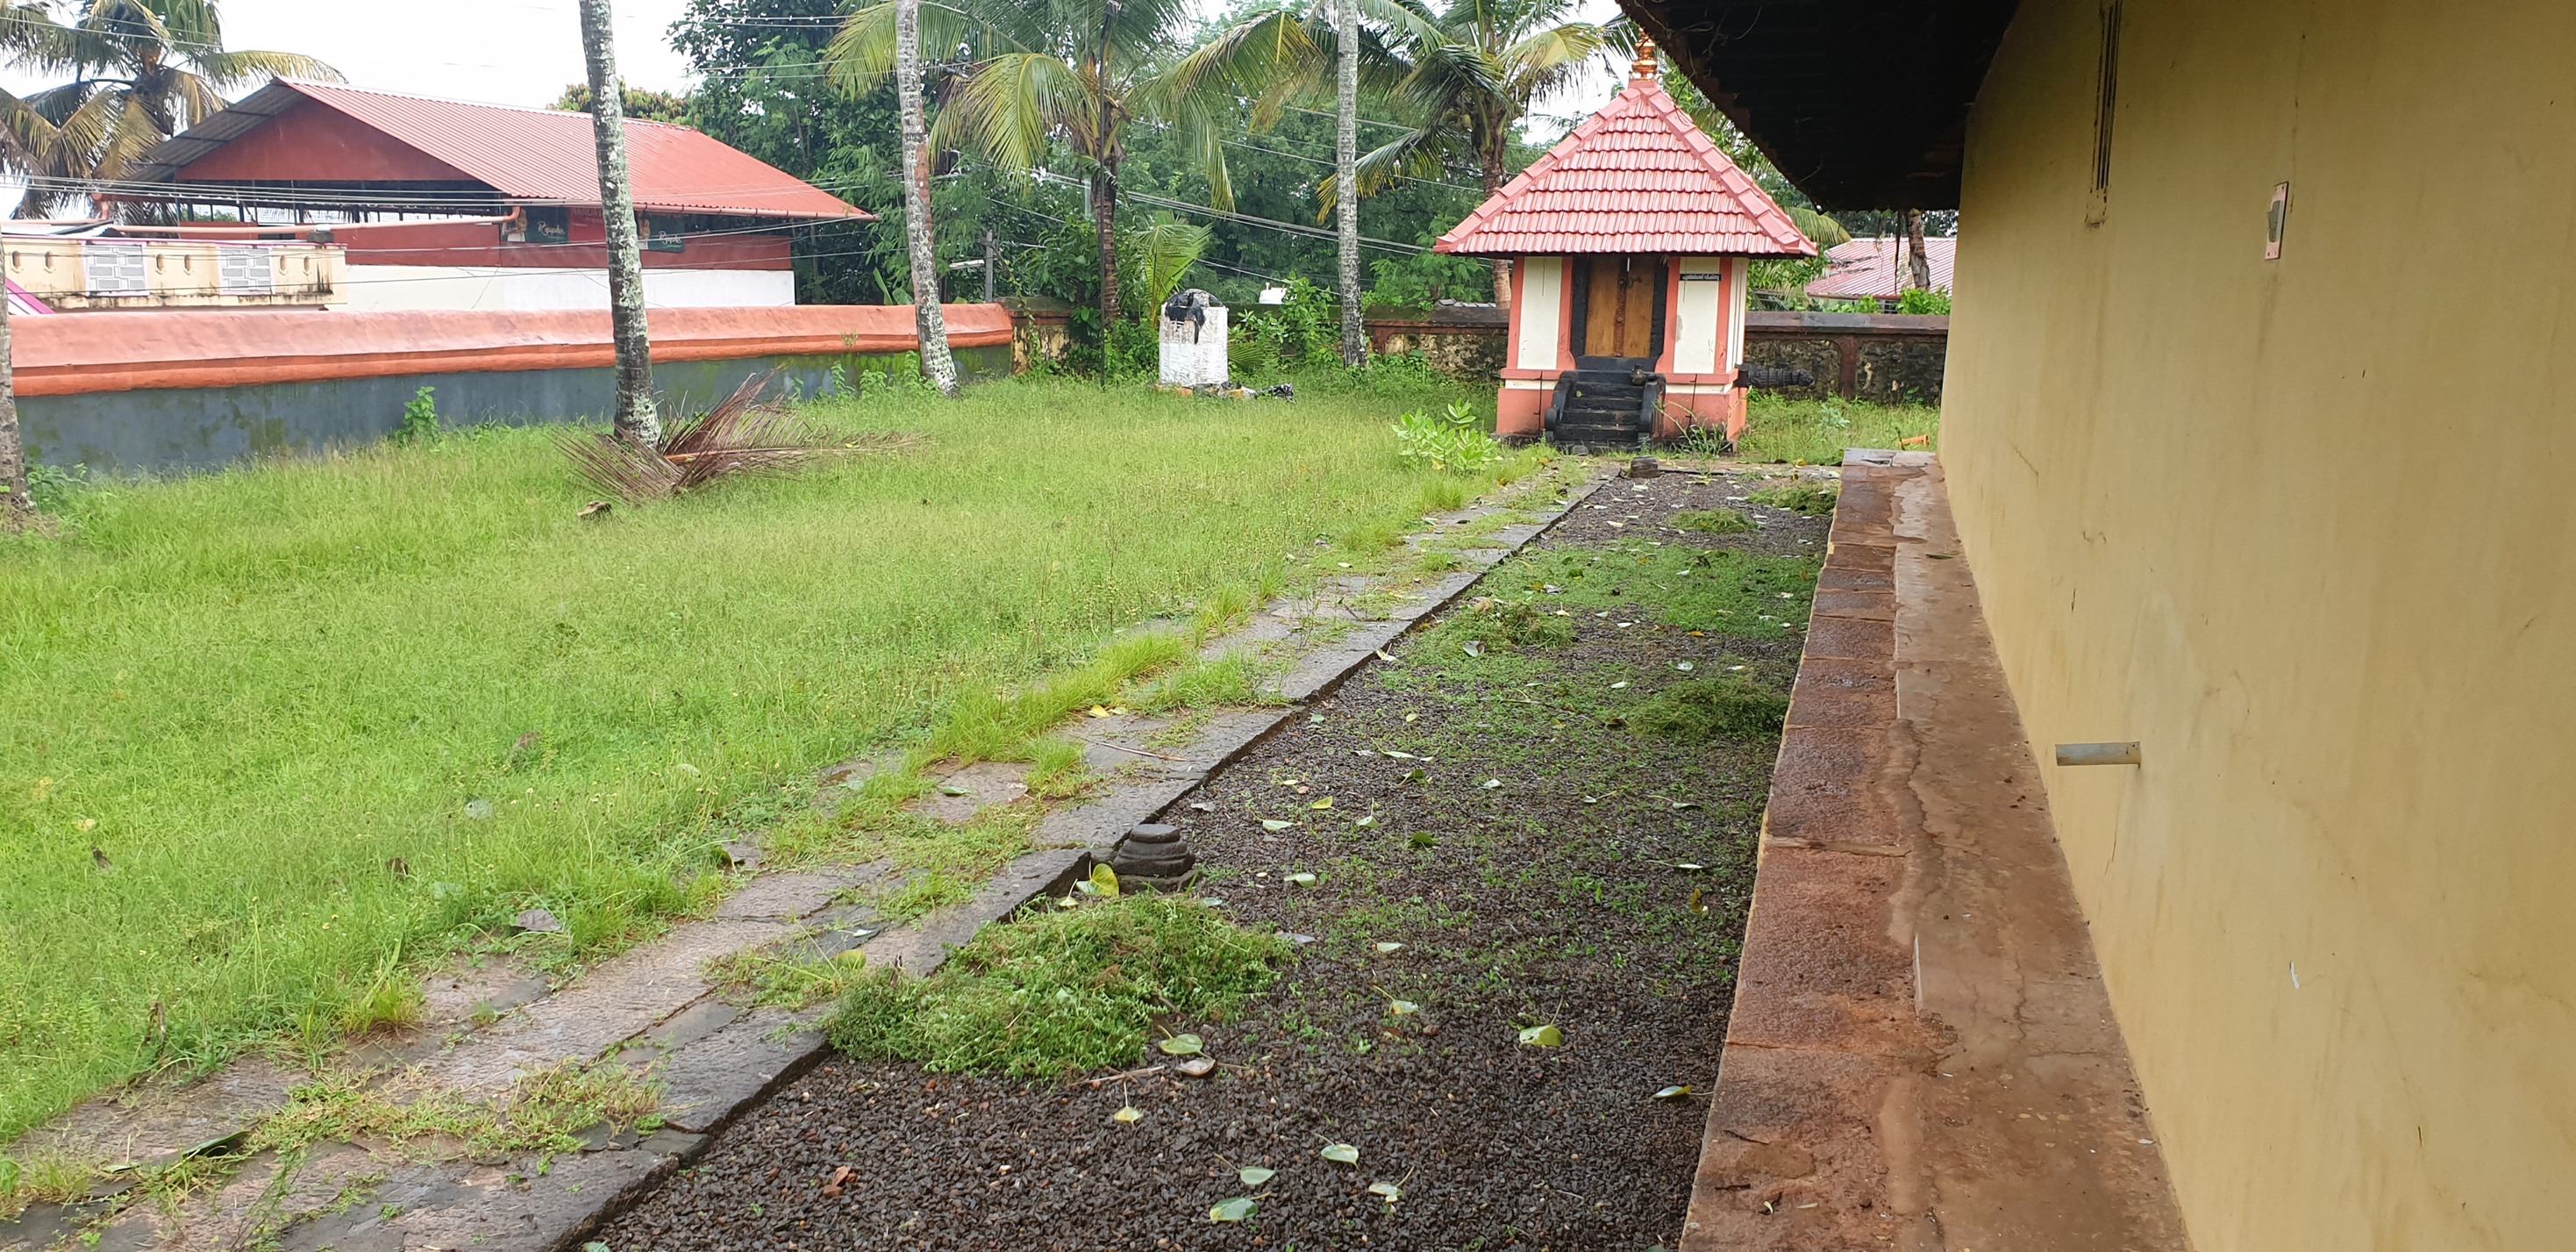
[1435,67,1815,258]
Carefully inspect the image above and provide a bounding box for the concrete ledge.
[1680,455,2191,1252]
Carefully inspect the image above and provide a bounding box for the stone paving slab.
[427,918,796,1092]
[648,1007,830,1134]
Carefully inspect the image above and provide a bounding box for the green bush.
[1393,402,1504,472]
[394,386,439,445]
[826,896,1288,1077]
[1627,676,1793,742]
[1896,288,1952,315]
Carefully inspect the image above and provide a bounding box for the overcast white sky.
[0,0,1624,209]
[0,1,701,110]
[1,0,1624,111]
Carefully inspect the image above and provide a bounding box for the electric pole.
[576,0,661,447]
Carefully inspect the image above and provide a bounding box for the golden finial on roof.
[1631,38,1659,82]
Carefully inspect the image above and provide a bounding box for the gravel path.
[600,468,1831,1252]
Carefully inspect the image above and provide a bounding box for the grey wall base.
[25,344,1015,475]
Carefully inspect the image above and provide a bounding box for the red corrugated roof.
[142,80,865,222]
[1435,73,1813,258]
[1804,236,1956,299]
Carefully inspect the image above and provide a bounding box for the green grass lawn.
[0,370,1515,1143]
[1735,395,1941,464]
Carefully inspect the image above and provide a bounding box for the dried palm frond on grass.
[558,372,921,504]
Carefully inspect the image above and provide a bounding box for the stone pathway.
[0,461,1609,1252]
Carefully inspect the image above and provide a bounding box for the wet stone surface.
[598,469,1831,1252]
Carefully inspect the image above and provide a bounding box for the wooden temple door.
[1574,255,1666,367]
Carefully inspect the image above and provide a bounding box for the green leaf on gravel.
[1675,862,1707,871]
[1384,749,1416,759]
[1519,1024,1564,1047]
[1286,872,1318,887]
[1653,1084,1696,1099]
[1261,819,1295,831]
[938,783,973,797]
[1238,1166,1276,1186]
[1320,1142,1359,1165]
[1210,1198,1258,1222]
[1368,1180,1403,1204]
[1409,832,1437,848]
[1159,1034,1204,1056]
[1481,778,1502,789]
[1375,941,1405,954]
[1309,798,1334,810]
[1388,999,1420,1016]
[1353,815,1377,828]
[1402,769,1428,783]
[1113,1105,1143,1123]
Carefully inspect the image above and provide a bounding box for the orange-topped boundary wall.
[16,304,1025,474]
[13,304,1016,397]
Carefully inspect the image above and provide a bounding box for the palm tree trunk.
[0,290,28,532]
[1904,209,1932,291]
[1093,167,1121,332]
[1334,0,1363,366]
[897,0,960,397]
[576,0,660,447]
[1483,157,1511,312]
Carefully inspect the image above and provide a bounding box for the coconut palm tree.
[829,0,1252,333]
[0,0,336,218]
[1349,0,1622,304]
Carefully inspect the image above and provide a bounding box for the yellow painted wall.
[2,238,341,308]
[1942,1,2576,1248]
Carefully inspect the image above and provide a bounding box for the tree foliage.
[550,82,696,125]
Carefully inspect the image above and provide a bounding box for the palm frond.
[1340,125,1447,204]
[1787,205,1851,248]
[1133,212,1210,309]
[92,88,164,182]
[1497,22,1607,90]
[189,48,339,89]
[829,0,1011,93]
[0,88,59,168]
[559,373,923,505]
[937,51,1088,172]
[1161,8,1322,108]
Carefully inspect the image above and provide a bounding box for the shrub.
[394,386,439,445]
[1393,402,1503,472]
[1897,288,1952,315]
[1626,676,1793,741]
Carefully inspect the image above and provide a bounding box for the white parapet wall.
[1159,304,1229,388]
[333,265,796,311]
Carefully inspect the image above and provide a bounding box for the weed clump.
[247,1061,660,1161]
[1748,481,1840,516]
[825,897,1287,1077]
[1438,597,1575,652]
[1392,402,1504,472]
[1670,508,1754,534]
[1626,677,1793,742]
